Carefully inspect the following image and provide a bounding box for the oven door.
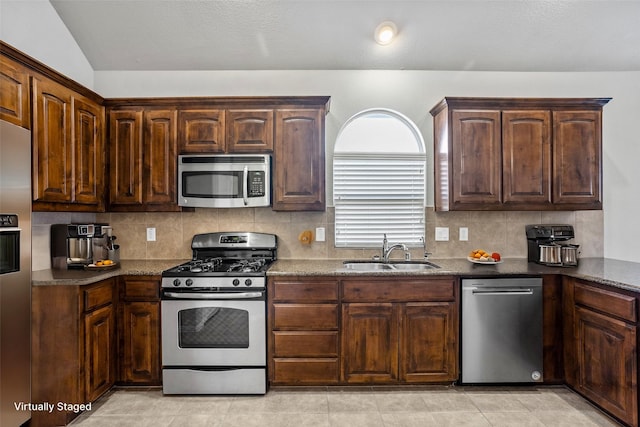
[161,293,266,367]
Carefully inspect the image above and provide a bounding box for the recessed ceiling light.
[374,21,397,45]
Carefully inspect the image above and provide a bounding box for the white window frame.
[333,109,426,248]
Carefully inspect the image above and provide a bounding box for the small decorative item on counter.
[298,230,314,244]
[468,249,502,264]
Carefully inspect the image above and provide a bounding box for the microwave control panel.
[248,171,266,197]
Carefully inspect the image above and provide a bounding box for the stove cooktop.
[163,257,272,275]
[161,232,277,289]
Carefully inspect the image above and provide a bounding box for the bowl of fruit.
[467,249,502,264]
[85,259,119,270]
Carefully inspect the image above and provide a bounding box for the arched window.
[333,109,426,248]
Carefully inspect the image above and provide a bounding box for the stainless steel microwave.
[178,154,271,208]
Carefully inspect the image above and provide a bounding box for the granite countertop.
[31,259,188,286]
[267,257,640,293]
[32,257,640,293]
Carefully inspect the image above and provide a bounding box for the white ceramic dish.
[467,257,503,265]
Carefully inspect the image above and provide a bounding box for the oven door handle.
[164,291,264,300]
[242,165,249,206]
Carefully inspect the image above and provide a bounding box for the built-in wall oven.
[161,232,276,394]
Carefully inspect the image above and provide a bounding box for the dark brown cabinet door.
[574,306,637,426]
[341,303,398,383]
[400,302,457,383]
[178,109,226,153]
[0,55,30,128]
[73,97,105,208]
[273,109,325,211]
[144,109,177,206]
[450,110,502,208]
[32,76,73,203]
[502,110,552,206]
[226,109,273,152]
[121,302,161,384]
[84,304,115,402]
[109,109,144,206]
[109,108,180,211]
[553,110,602,208]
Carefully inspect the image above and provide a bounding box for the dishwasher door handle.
[469,287,534,295]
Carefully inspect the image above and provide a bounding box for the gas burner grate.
[226,259,268,273]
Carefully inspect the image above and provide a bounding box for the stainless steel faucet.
[382,234,411,262]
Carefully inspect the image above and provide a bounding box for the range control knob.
[185,279,193,287]
[232,279,240,287]
[245,279,252,286]
[172,279,181,287]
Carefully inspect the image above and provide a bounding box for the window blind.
[334,153,426,248]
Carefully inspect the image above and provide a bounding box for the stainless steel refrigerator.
[0,120,31,426]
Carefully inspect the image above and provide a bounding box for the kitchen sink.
[342,260,440,271]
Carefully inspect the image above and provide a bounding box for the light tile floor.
[70,386,623,427]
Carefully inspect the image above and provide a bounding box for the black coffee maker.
[526,224,578,266]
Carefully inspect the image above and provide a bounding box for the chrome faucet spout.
[383,243,409,263]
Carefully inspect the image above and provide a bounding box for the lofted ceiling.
[49,0,640,72]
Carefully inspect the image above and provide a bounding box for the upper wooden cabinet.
[273,108,326,211]
[0,54,31,128]
[108,107,179,211]
[179,108,274,153]
[430,97,610,211]
[110,96,330,211]
[32,75,105,212]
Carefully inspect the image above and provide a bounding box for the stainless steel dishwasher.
[461,277,543,383]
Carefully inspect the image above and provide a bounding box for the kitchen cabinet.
[269,277,340,385]
[32,278,116,427]
[118,276,161,385]
[0,53,31,128]
[564,277,638,426]
[273,108,326,211]
[107,107,179,211]
[32,74,106,212]
[430,97,610,211]
[341,277,458,384]
[178,108,273,153]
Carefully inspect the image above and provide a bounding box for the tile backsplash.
[32,208,602,270]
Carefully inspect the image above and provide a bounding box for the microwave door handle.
[242,165,249,206]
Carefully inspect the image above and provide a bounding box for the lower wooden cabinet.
[268,276,458,386]
[118,276,162,385]
[341,278,458,384]
[564,278,638,426]
[269,277,340,385]
[84,304,116,401]
[31,278,116,427]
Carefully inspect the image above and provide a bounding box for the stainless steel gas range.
[161,232,277,395]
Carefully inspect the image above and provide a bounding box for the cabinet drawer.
[575,282,636,323]
[83,281,114,312]
[272,359,339,384]
[122,278,160,300]
[271,279,339,302]
[273,331,338,357]
[272,304,338,329]
[342,278,456,302]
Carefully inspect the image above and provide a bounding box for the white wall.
[95,70,640,263]
[0,0,94,88]
[3,2,638,263]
